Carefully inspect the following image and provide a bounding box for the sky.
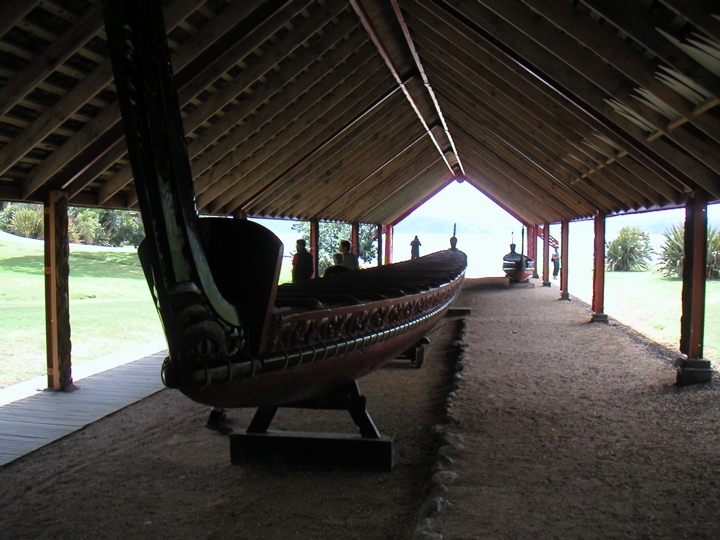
[254,179,719,274]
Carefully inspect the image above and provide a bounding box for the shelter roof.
[0,0,719,226]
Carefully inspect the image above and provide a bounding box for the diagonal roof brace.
[350,0,461,177]
[390,0,465,177]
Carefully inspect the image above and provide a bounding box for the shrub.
[605,226,652,271]
[0,202,44,239]
[0,202,144,247]
[657,224,720,279]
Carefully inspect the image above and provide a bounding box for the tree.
[605,226,652,271]
[657,224,720,280]
[291,221,378,276]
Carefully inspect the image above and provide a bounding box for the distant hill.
[395,214,517,236]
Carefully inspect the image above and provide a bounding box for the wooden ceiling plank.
[189,22,364,179]
[18,0,226,198]
[250,93,418,216]
[180,2,351,139]
[0,59,113,179]
[410,13,609,177]
[436,0,720,200]
[217,78,402,217]
[475,0,720,179]
[67,0,325,201]
[340,147,446,223]
[350,0,456,176]
[281,110,423,217]
[99,14,366,205]
[430,72,586,184]
[194,58,390,210]
[453,127,591,219]
[590,166,655,210]
[456,120,604,218]
[523,0,720,144]
[0,2,41,41]
[581,0,720,103]
[358,162,450,225]
[312,134,430,219]
[200,66,394,212]
[0,6,103,117]
[445,98,602,214]
[657,0,720,42]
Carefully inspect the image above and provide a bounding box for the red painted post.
[542,223,551,286]
[384,225,394,264]
[676,190,711,384]
[351,222,360,259]
[591,212,608,322]
[377,224,384,266]
[529,225,539,278]
[310,219,320,279]
[560,220,570,300]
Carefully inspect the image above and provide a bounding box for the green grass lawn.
[1,234,717,389]
[576,270,719,362]
[0,238,164,387]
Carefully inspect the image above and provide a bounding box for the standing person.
[339,240,359,270]
[292,239,313,282]
[551,248,561,280]
[323,253,351,277]
[410,236,421,259]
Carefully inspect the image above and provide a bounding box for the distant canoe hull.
[503,268,534,283]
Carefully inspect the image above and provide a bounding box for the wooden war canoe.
[104,0,466,410]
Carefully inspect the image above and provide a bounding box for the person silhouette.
[292,239,314,282]
[339,240,359,270]
[410,236,421,259]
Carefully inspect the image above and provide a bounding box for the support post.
[310,218,320,279]
[542,223,551,286]
[560,220,570,300]
[44,191,74,391]
[384,224,394,264]
[591,212,608,322]
[677,190,711,385]
[529,225,539,278]
[376,224,384,266]
[351,222,360,259]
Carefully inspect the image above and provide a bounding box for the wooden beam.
[0,6,103,118]
[0,2,39,42]
[524,0,720,145]
[194,60,390,210]
[432,0,720,197]
[98,11,364,204]
[22,0,301,198]
[582,0,720,103]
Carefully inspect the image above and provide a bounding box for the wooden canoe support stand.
[230,381,394,471]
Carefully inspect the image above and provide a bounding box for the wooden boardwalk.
[0,350,166,466]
